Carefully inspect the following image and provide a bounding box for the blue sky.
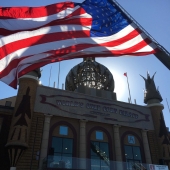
[0,0,170,128]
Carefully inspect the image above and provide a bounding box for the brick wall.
[17,112,44,170]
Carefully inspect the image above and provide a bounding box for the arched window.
[122,132,144,170]
[90,130,110,170]
[48,122,76,169]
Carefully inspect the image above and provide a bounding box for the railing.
[42,156,169,170]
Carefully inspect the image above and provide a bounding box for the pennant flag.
[124,72,127,77]
[123,72,132,103]
[0,0,159,88]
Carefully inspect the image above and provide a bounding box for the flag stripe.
[0,26,140,60]
[0,23,157,73]
[0,7,88,36]
[0,2,74,19]
[1,37,156,80]
[1,42,99,78]
[75,39,156,55]
[0,19,92,48]
[0,6,78,30]
[0,23,136,60]
[0,29,91,59]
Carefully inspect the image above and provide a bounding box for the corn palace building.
[0,58,170,170]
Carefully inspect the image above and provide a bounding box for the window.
[48,137,73,169]
[128,135,135,144]
[91,141,110,170]
[124,145,142,170]
[96,131,103,140]
[5,101,12,107]
[59,126,68,135]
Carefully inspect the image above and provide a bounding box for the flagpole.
[57,62,60,88]
[166,98,170,113]
[125,73,132,103]
[48,66,52,87]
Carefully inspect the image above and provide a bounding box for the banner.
[149,164,169,170]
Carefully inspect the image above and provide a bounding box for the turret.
[141,72,170,165]
[6,69,41,170]
[140,72,162,104]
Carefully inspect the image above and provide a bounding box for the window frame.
[90,140,110,170]
[124,145,142,170]
[48,136,73,169]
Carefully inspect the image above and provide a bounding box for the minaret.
[6,69,41,170]
[141,72,170,165]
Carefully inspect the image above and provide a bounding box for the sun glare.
[112,71,126,101]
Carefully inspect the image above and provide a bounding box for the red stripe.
[3,44,157,89]
[8,47,158,89]
[107,38,155,54]
[100,28,142,47]
[9,77,17,89]
[67,50,157,59]
[0,43,97,78]
[0,7,88,36]
[1,39,156,79]
[0,29,90,60]
[0,37,155,77]
[0,16,91,36]
[0,27,140,60]
[0,2,75,19]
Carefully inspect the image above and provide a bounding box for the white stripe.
[83,33,148,52]
[0,24,91,48]
[136,43,157,52]
[1,67,17,84]
[61,43,156,59]
[0,6,80,30]
[1,52,53,84]
[107,33,147,50]
[0,25,141,72]
[60,35,156,58]
[1,42,156,85]
[0,22,135,49]
[0,22,134,49]
[65,13,92,19]
[91,23,137,42]
[1,39,77,72]
[0,23,153,74]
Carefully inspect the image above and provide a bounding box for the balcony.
[42,156,169,170]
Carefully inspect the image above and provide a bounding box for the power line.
[48,66,52,87]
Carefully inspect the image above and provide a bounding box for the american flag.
[0,0,158,88]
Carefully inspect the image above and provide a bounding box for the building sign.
[149,164,169,170]
[128,135,135,144]
[34,86,154,130]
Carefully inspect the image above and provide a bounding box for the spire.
[140,72,162,104]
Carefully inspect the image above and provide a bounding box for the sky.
[0,0,170,128]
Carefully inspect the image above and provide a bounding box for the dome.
[65,57,114,92]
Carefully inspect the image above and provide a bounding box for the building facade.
[0,59,170,170]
